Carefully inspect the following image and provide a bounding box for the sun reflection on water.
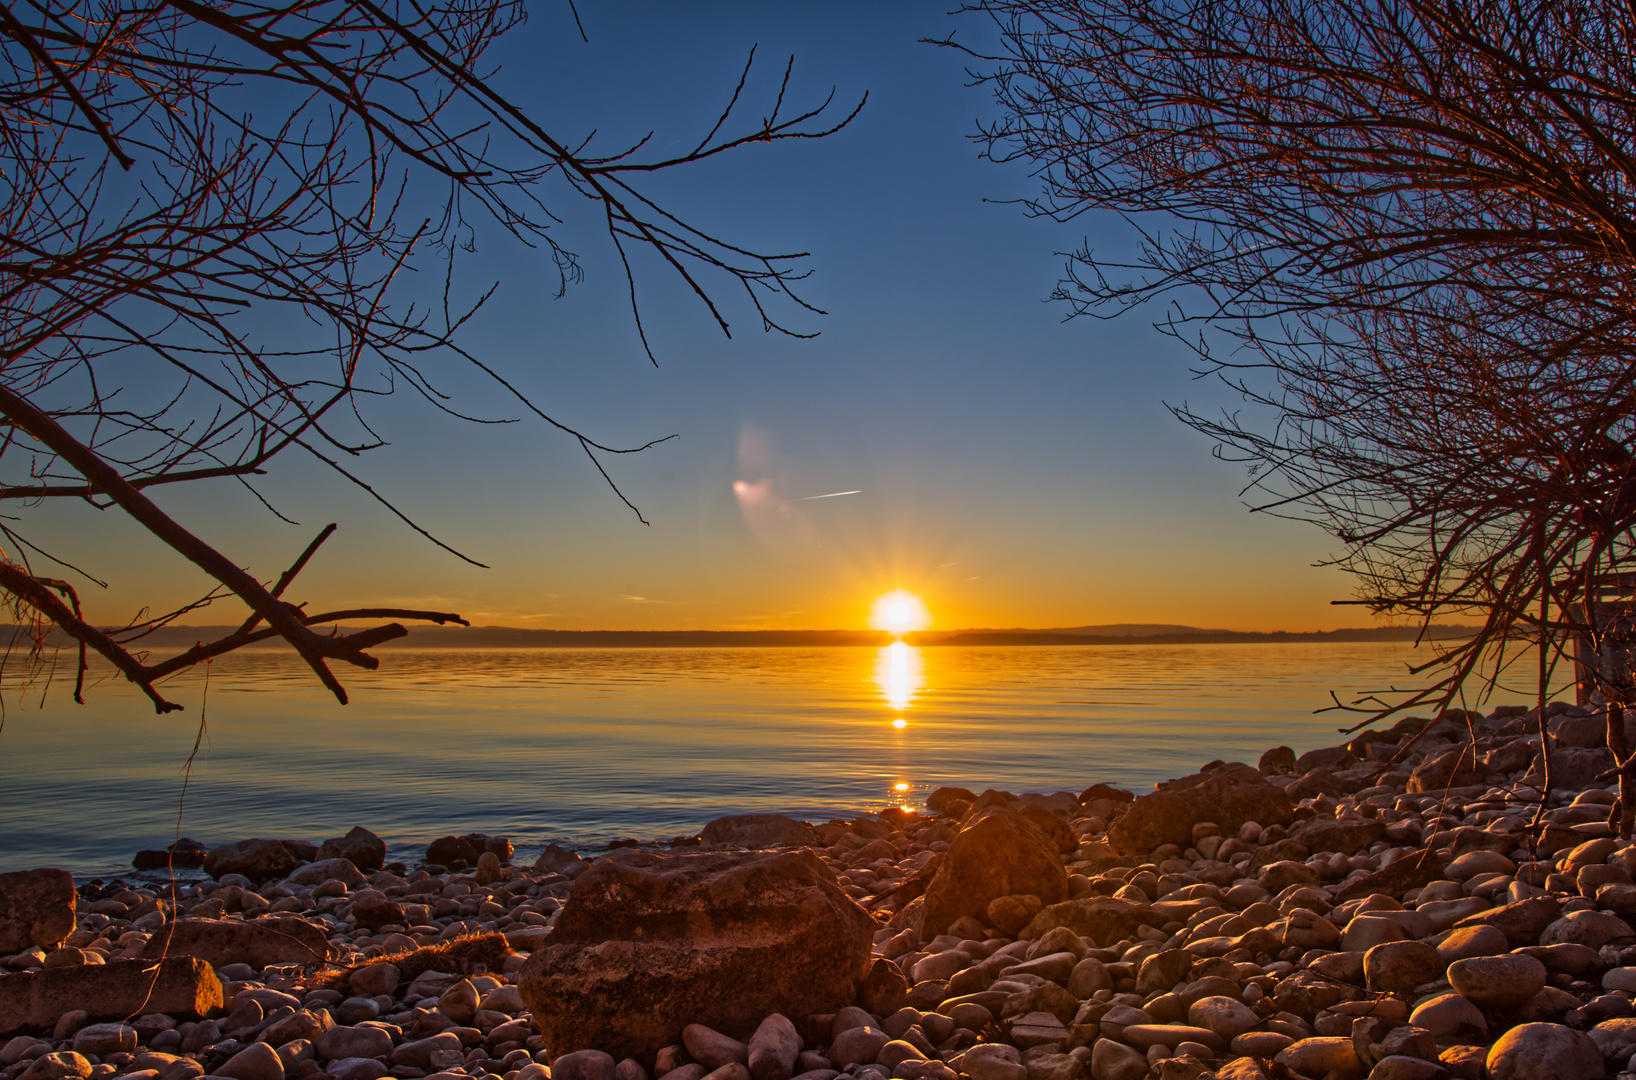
[874,640,923,715]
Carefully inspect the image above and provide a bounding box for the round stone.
[1187,996,1261,1040]
[1364,940,1445,993]
[1367,1056,1448,1080]
[314,1026,392,1062]
[682,1027,749,1072]
[828,1028,888,1069]
[1486,1023,1604,1080]
[216,1043,285,1080]
[1408,994,1488,1039]
[1540,909,1635,950]
[348,962,399,998]
[1343,916,1409,953]
[1436,924,1509,962]
[955,1045,1025,1080]
[553,1051,619,1080]
[1087,1040,1146,1080]
[1229,1032,1292,1057]
[1448,953,1547,1009]
[1447,851,1516,881]
[1272,1038,1358,1078]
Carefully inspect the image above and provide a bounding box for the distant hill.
[951,623,1234,637]
[918,624,1477,646]
[14,621,1477,651]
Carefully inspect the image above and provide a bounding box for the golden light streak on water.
[874,640,923,713]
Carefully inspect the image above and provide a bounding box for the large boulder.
[919,805,1069,937]
[698,815,816,849]
[1167,764,1296,832]
[0,957,221,1035]
[318,827,386,872]
[1523,747,1616,791]
[1106,791,1193,853]
[1111,765,1293,856]
[203,839,302,882]
[518,848,874,1063]
[0,868,74,953]
[137,917,333,968]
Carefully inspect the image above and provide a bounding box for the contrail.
[790,490,862,501]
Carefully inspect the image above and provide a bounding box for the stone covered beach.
[3,703,1635,1080]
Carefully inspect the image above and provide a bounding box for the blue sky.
[48,1,1358,632]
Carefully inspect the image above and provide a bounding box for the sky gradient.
[43,3,1368,634]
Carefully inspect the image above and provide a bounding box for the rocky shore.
[3,703,1636,1080]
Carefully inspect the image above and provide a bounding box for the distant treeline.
[7,622,1478,651]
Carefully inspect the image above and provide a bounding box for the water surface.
[0,642,1538,877]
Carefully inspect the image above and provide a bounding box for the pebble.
[1087,1040,1146,1080]
[69,1023,134,1057]
[952,1045,1024,1080]
[827,1028,888,1069]
[215,1043,285,1080]
[1343,915,1408,952]
[747,1014,800,1080]
[348,963,399,998]
[1186,996,1261,1039]
[1486,1022,1604,1080]
[1272,1037,1358,1077]
[1447,954,1547,1009]
[554,1050,619,1080]
[313,1026,393,1062]
[1366,1056,1447,1080]
[19,1052,90,1080]
[1409,993,1489,1040]
[1435,923,1508,961]
[1541,909,1636,949]
[1364,940,1444,993]
[324,1058,388,1080]
[683,1027,749,1071]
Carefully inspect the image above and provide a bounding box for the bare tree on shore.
[0,0,862,711]
[945,0,1636,830]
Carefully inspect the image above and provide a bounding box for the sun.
[868,590,931,635]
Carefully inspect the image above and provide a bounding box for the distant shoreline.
[24,623,1478,650]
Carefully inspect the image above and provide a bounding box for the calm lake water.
[0,642,1543,879]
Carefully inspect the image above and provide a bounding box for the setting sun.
[868,590,931,635]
